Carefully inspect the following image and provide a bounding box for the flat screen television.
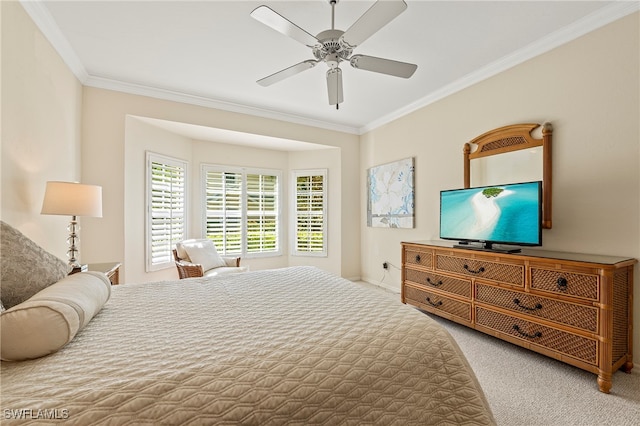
[439,181,542,253]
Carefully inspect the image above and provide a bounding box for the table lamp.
[41,181,103,270]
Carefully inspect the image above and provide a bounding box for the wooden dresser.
[401,241,636,393]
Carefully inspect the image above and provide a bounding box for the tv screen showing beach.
[440,181,542,246]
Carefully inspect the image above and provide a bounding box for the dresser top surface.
[403,240,636,266]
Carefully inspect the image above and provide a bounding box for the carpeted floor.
[358,281,640,426]
[429,314,640,426]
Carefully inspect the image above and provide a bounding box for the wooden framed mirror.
[463,122,552,229]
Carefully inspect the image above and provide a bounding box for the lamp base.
[66,216,82,268]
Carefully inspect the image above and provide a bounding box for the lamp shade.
[41,181,103,217]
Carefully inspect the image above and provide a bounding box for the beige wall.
[1,1,83,256]
[81,87,360,283]
[125,116,311,283]
[123,118,343,283]
[360,13,640,355]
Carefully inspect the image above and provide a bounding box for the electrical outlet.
[383,262,389,270]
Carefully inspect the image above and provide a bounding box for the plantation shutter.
[246,173,279,253]
[203,165,282,257]
[205,170,242,255]
[147,154,187,270]
[294,170,327,256]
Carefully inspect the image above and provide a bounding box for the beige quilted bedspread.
[1,266,495,425]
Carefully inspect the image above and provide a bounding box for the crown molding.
[359,1,640,134]
[84,76,360,135]
[21,0,638,136]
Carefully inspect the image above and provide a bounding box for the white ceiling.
[23,1,637,135]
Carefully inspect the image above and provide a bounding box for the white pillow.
[1,271,111,361]
[182,239,226,271]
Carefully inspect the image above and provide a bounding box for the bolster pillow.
[1,271,111,361]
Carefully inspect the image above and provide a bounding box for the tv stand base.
[453,243,521,254]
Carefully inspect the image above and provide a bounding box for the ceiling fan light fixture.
[326,67,343,107]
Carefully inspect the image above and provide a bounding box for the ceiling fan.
[250,0,417,109]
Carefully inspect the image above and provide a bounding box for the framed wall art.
[367,157,414,228]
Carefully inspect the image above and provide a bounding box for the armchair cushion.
[180,239,227,271]
[204,266,249,277]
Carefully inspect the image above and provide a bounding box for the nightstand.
[81,262,122,285]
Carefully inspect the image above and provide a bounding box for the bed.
[1,266,495,425]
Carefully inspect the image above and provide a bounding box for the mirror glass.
[470,148,543,187]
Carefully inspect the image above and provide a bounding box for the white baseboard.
[360,276,401,294]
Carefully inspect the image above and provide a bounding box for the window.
[146,152,187,271]
[293,169,327,256]
[203,165,282,257]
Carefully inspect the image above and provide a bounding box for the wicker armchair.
[172,246,244,279]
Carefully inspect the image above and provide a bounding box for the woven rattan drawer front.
[405,247,433,268]
[405,269,471,298]
[436,254,524,286]
[405,285,471,321]
[476,307,597,365]
[531,268,599,301]
[475,283,598,332]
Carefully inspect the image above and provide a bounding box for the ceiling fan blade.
[340,0,407,49]
[326,68,344,106]
[350,54,417,78]
[257,60,318,87]
[250,5,318,47]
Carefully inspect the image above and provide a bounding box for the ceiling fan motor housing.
[313,29,352,67]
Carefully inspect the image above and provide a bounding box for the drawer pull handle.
[425,297,442,307]
[426,277,443,287]
[463,264,485,274]
[513,298,543,311]
[512,324,542,339]
[557,277,568,290]
[415,254,421,262]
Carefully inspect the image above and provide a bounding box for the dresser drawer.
[476,307,598,365]
[405,247,433,268]
[475,283,598,332]
[436,254,524,286]
[405,285,471,321]
[530,268,599,301]
[405,269,471,298]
